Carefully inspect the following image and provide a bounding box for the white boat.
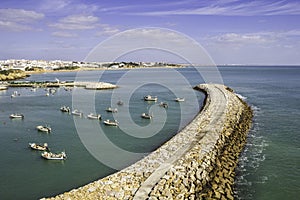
[9,113,24,119]
[174,97,185,102]
[159,102,168,108]
[144,95,158,101]
[11,91,19,98]
[49,88,56,94]
[103,119,118,126]
[41,151,67,160]
[36,125,51,133]
[71,109,83,116]
[29,143,49,151]
[106,107,118,113]
[141,113,152,119]
[87,113,101,120]
[60,106,70,113]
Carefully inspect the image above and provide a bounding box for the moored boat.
[87,113,101,120]
[106,107,118,113]
[144,95,158,101]
[174,97,185,102]
[117,100,124,106]
[36,125,51,133]
[11,91,20,98]
[41,151,67,160]
[141,113,152,119]
[29,143,49,151]
[159,102,168,108]
[71,109,83,116]
[9,113,24,119]
[60,106,70,113]
[103,119,118,126]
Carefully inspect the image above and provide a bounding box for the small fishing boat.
[87,113,101,120]
[159,102,168,108]
[144,95,158,101]
[106,107,118,113]
[36,125,51,133]
[60,106,70,113]
[174,97,185,102]
[9,113,24,119]
[103,119,118,126]
[49,88,56,94]
[41,151,67,160]
[71,109,83,116]
[11,91,20,98]
[141,113,152,119]
[117,100,124,106]
[29,143,49,151]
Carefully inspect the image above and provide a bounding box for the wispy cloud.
[38,0,98,15]
[204,30,300,49]
[96,24,120,36]
[0,8,44,31]
[49,14,99,30]
[130,0,300,16]
[211,33,274,44]
[52,31,77,38]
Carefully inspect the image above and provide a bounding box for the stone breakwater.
[44,84,253,200]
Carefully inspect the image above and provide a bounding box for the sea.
[0,66,299,200]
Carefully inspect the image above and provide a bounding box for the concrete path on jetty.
[44,83,253,200]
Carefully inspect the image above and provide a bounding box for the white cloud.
[205,30,300,46]
[49,15,99,30]
[130,0,300,16]
[52,31,77,38]
[213,33,273,44]
[38,0,98,14]
[0,8,44,31]
[95,24,120,36]
[39,0,71,12]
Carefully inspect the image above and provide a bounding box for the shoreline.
[25,65,186,75]
[0,65,185,82]
[43,84,253,200]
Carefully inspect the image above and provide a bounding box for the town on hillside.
[0,59,181,71]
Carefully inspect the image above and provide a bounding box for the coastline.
[43,84,253,200]
[24,65,186,75]
[0,65,185,82]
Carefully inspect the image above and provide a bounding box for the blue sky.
[1,0,300,64]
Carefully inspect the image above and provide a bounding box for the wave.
[234,104,268,200]
[235,93,247,100]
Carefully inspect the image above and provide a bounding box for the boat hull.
[103,120,118,126]
[41,152,66,160]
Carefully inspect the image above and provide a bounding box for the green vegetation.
[0,69,27,81]
[53,66,80,71]
[25,67,44,72]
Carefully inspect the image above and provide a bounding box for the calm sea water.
[0,66,299,199]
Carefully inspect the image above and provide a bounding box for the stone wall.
[44,84,253,200]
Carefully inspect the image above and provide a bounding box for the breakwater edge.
[44,83,253,200]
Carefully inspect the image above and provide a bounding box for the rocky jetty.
[43,84,253,200]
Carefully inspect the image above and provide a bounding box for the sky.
[0,0,300,65]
